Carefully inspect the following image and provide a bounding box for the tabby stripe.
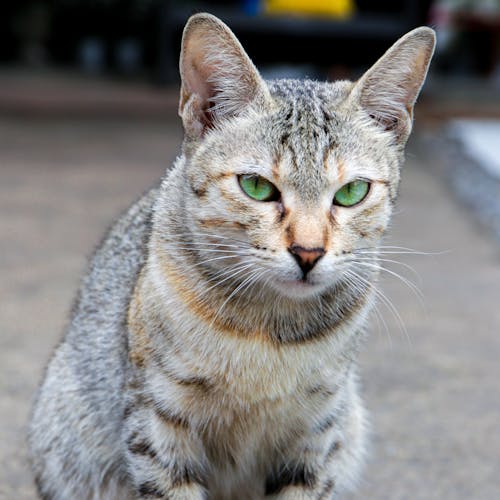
[127,438,158,462]
[167,372,213,392]
[280,132,290,146]
[190,182,207,198]
[137,481,165,498]
[34,475,51,500]
[153,354,214,392]
[124,405,133,419]
[313,413,337,434]
[125,392,155,417]
[318,479,336,499]
[306,384,335,398]
[326,441,341,460]
[171,461,208,488]
[188,171,232,199]
[127,378,142,391]
[265,463,317,495]
[198,218,249,230]
[356,200,386,220]
[154,404,190,430]
[127,435,206,490]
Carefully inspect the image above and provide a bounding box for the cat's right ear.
[179,13,271,139]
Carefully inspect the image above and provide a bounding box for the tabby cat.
[29,13,435,499]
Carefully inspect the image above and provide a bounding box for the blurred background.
[1,1,499,499]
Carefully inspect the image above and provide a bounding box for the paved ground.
[1,110,499,499]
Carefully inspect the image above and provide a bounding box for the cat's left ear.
[351,27,436,144]
[179,13,271,139]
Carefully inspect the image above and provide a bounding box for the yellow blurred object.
[265,0,355,19]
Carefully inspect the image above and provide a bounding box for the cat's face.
[183,80,398,299]
[174,13,434,301]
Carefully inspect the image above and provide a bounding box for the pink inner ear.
[181,41,221,131]
[184,39,213,105]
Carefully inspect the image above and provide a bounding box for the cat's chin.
[272,278,327,300]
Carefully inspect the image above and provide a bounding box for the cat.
[28,13,435,500]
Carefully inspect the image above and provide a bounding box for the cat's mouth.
[286,277,314,286]
[275,276,325,298]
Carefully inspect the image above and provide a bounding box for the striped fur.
[28,13,435,499]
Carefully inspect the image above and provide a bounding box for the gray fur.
[29,189,157,499]
[29,13,435,500]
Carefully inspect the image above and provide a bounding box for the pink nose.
[288,245,325,276]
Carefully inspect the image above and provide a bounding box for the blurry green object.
[264,0,355,18]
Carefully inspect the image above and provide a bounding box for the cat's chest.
[166,319,345,400]
[200,389,311,498]
[142,334,345,496]
[152,336,340,446]
[146,355,318,493]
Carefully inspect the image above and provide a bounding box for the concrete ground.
[1,100,499,498]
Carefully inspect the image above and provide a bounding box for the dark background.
[0,0,498,82]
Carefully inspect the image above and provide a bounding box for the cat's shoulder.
[89,185,159,272]
[69,184,160,327]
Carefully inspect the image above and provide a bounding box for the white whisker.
[209,268,265,329]
[163,245,247,254]
[350,261,425,306]
[347,256,420,281]
[343,268,412,347]
[165,240,244,249]
[174,231,251,246]
[205,263,256,292]
[342,271,393,349]
[355,245,448,257]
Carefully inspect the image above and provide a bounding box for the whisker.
[164,240,244,249]
[172,230,251,246]
[343,268,412,347]
[162,245,247,255]
[338,253,422,286]
[209,268,264,329]
[347,256,420,280]
[202,263,256,296]
[158,252,256,300]
[349,261,425,305]
[354,246,449,257]
[341,271,393,349]
[160,247,252,275]
[192,254,249,267]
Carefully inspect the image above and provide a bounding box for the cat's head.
[173,14,435,300]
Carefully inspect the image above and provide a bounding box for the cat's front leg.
[124,404,208,499]
[264,445,338,500]
[264,442,346,500]
[266,394,367,500]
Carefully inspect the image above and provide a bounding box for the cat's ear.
[179,13,270,138]
[351,27,436,143]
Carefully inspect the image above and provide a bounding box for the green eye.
[333,180,370,207]
[238,174,280,202]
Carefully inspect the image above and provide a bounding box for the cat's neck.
[130,249,369,402]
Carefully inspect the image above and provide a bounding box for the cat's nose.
[288,245,325,276]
